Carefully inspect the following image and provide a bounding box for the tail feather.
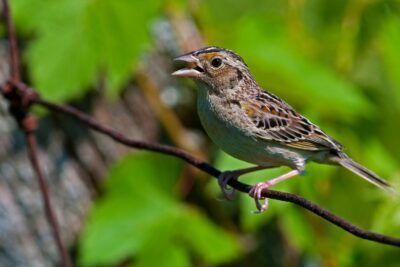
[337,154,393,192]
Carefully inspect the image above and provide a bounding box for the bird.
[172,46,393,212]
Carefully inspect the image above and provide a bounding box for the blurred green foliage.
[7,0,400,266]
[80,153,240,266]
[12,0,162,100]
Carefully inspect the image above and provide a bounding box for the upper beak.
[172,54,204,78]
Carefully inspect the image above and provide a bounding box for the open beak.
[172,54,204,78]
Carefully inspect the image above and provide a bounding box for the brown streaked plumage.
[172,46,393,212]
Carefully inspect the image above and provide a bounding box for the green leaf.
[105,152,184,198]
[85,0,162,97]
[80,197,176,266]
[27,10,98,101]
[136,241,190,267]
[12,0,162,101]
[135,215,191,267]
[180,208,241,264]
[79,152,240,266]
[79,152,183,266]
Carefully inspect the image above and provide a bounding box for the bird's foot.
[218,171,240,200]
[248,182,272,213]
[249,170,300,212]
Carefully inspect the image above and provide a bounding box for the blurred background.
[1,0,400,266]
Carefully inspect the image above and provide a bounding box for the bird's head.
[172,46,252,91]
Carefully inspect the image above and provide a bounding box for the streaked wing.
[239,93,343,151]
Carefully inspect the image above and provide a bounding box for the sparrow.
[172,46,392,212]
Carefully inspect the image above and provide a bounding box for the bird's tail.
[336,153,393,192]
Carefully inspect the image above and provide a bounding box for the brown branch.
[35,97,214,173]
[33,96,400,247]
[1,1,74,266]
[1,0,20,81]
[23,116,73,267]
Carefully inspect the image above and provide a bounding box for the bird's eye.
[210,57,223,68]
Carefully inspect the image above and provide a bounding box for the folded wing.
[239,93,343,152]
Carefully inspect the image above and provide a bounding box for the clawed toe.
[249,182,271,213]
[218,171,238,200]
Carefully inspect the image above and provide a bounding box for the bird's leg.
[218,166,274,200]
[249,169,300,212]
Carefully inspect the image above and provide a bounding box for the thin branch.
[35,98,215,174]
[23,116,73,267]
[1,1,74,266]
[1,0,20,81]
[33,96,400,247]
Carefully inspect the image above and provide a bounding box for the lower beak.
[172,54,204,78]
